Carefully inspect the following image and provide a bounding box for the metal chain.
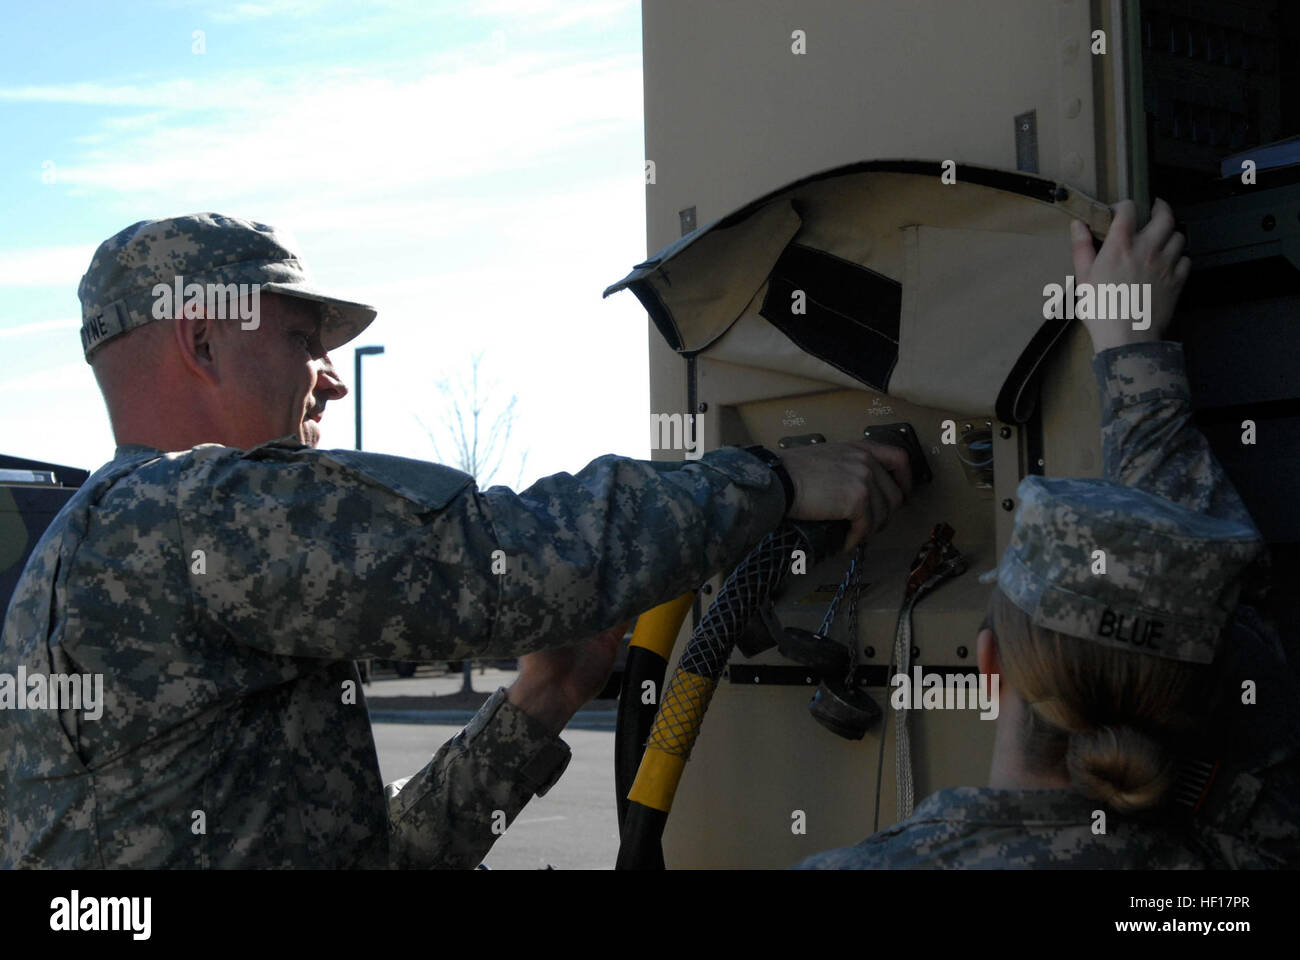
[815,551,854,637]
[844,545,865,674]
[813,544,867,677]
[811,538,863,634]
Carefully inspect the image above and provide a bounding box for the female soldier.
[799,198,1279,869]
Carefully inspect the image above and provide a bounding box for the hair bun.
[1066,726,1177,813]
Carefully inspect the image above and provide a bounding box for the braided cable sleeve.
[620,522,841,864]
[892,594,918,819]
[678,526,808,680]
[894,548,969,820]
[645,525,809,760]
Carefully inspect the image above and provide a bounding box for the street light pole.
[354,345,385,450]
[352,345,384,687]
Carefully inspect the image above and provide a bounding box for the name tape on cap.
[80,301,127,353]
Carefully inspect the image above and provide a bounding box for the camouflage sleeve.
[180,440,784,660]
[384,688,563,869]
[1093,341,1253,524]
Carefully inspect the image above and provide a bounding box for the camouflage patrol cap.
[995,476,1264,664]
[77,212,376,361]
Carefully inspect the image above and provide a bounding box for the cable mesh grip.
[678,524,817,681]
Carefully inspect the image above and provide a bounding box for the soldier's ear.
[977,627,1000,679]
[172,311,220,386]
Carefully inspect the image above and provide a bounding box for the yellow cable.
[628,592,694,659]
[628,670,716,811]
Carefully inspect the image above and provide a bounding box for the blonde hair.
[986,587,1215,813]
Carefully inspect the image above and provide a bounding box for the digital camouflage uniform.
[1193,603,1300,868]
[0,213,790,868]
[0,437,786,869]
[800,340,1296,869]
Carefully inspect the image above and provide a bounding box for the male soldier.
[0,213,911,869]
[800,199,1297,869]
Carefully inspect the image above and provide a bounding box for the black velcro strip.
[995,313,1072,423]
[759,244,901,391]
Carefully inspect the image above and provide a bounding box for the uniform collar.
[113,443,164,459]
[109,436,310,463]
[911,785,1102,827]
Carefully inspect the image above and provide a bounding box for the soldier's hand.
[778,440,912,550]
[507,622,629,736]
[1070,197,1191,353]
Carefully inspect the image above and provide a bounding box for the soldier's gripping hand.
[777,440,912,551]
[1070,197,1191,354]
[507,622,630,736]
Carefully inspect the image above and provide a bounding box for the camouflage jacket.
[1193,603,1300,868]
[798,786,1208,869]
[799,340,1294,869]
[1,441,785,868]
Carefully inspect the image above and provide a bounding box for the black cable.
[615,646,669,836]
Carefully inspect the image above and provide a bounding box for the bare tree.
[417,353,529,692]
[420,353,528,490]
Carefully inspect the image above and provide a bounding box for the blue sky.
[0,0,649,488]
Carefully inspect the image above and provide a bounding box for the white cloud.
[334,172,650,486]
[206,0,324,22]
[0,372,114,470]
[1,26,650,480]
[4,54,640,206]
[0,319,81,338]
[469,0,636,27]
[0,79,219,108]
[0,245,95,287]
[0,362,89,394]
[549,2,636,28]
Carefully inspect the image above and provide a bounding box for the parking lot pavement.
[361,665,521,698]
[362,664,619,728]
[373,723,619,870]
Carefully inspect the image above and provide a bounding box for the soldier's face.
[213,294,347,449]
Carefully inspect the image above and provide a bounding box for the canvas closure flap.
[606,160,1112,416]
[604,199,803,354]
[893,225,1076,421]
